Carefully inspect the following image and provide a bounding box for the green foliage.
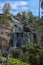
[18,43,43,65]
[27,11,34,23]
[16,11,43,30]
[19,54,27,62]
[7,58,30,65]
[2,52,8,57]
[29,54,40,65]
[0,55,4,59]
[21,11,27,20]
[12,48,22,58]
[0,56,30,65]
[2,3,11,15]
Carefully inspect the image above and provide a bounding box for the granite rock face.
[0,17,43,53]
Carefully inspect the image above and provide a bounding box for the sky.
[0,0,42,16]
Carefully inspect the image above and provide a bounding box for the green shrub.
[7,58,30,65]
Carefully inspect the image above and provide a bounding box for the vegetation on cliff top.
[0,3,43,30]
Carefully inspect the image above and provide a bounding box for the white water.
[12,17,23,29]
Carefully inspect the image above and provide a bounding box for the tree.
[16,11,27,21]
[16,11,36,24]
[16,12,22,19]
[21,11,27,20]
[27,11,34,23]
[2,3,11,16]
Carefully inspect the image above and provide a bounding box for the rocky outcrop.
[0,19,14,53]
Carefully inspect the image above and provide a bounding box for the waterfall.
[13,33,21,48]
[11,17,23,29]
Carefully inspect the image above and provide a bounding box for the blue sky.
[0,0,42,16]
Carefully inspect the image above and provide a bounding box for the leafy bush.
[2,58,30,65]
[7,58,30,65]
[19,43,43,65]
[0,56,30,65]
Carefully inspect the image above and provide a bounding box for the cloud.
[19,1,28,6]
[10,1,28,10]
[0,0,41,16]
[0,0,28,10]
[22,6,29,10]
